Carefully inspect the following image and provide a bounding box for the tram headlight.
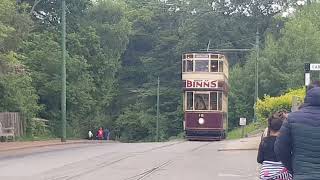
[198,118,205,125]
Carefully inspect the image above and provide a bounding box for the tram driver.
[195,95,208,110]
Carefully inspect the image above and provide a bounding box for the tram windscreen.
[194,94,209,110]
[195,60,209,72]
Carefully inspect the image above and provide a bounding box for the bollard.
[241,126,245,138]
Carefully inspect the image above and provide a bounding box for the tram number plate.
[239,118,246,126]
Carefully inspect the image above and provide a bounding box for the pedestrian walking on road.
[257,111,292,180]
[275,82,320,180]
[88,130,93,140]
[104,128,110,140]
[96,127,104,140]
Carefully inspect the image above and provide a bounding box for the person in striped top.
[257,112,292,180]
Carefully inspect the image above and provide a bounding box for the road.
[0,138,259,180]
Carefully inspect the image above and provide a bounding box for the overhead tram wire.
[213,36,256,48]
[203,31,260,123]
[201,35,256,52]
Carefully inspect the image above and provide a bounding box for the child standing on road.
[257,112,292,180]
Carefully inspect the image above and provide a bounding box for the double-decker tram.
[182,52,229,140]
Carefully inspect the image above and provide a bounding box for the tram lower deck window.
[195,94,209,110]
[210,92,217,110]
[186,92,193,110]
[185,91,223,111]
[218,92,222,111]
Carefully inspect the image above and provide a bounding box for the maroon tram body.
[182,52,229,140]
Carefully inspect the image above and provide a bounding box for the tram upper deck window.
[219,61,223,72]
[182,61,186,72]
[187,54,193,59]
[195,60,209,72]
[186,92,193,110]
[186,60,193,72]
[211,54,219,59]
[210,60,224,72]
[194,93,209,110]
[211,61,219,72]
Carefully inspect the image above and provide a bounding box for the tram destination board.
[185,79,218,89]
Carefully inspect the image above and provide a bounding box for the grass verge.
[15,135,58,142]
[227,123,262,140]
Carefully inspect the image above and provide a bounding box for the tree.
[20,0,132,137]
[229,3,320,128]
[0,0,41,136]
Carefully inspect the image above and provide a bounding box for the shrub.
[256,88,305,126]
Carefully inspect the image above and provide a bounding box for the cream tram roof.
[182,52,229,82]
[182,52,226,60]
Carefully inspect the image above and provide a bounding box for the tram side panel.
[184,112,225,140]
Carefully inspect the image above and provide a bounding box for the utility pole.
[61,0,67,142]
[156,77,160,142]
[254,30,259,122]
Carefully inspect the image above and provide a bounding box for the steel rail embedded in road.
[45,141,186,180]
[123,141,214,180]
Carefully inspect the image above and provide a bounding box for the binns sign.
[185,80,218,89]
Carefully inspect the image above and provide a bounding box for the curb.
[217,148,258,151]
[0,140,91,153]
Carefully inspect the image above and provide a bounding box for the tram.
[182,52,229,140]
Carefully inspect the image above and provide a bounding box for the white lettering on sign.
[310,64,320,71]
[185,80,218,89]
[239,118,246,126]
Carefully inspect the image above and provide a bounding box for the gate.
[0,112,24,137]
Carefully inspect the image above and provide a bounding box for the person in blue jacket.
[275,81,320,180]
[104,128,110,140]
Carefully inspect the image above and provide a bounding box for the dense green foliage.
[256,88,305,125]
[231,3,320,128]
[1,0,319,141]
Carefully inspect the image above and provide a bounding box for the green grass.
[15,135,58,142]
[227,123,262,140]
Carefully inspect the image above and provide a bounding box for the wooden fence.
[0,112,24,137]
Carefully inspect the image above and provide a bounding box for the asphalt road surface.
[0,139,259,180]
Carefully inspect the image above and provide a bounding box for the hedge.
[256,88,305,126]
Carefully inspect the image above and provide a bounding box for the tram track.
[123,160,173,180]
[122,141,213,180]
[44,140,214,180]
[44,141,187,180]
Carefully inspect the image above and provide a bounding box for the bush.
[256,88,305,126]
